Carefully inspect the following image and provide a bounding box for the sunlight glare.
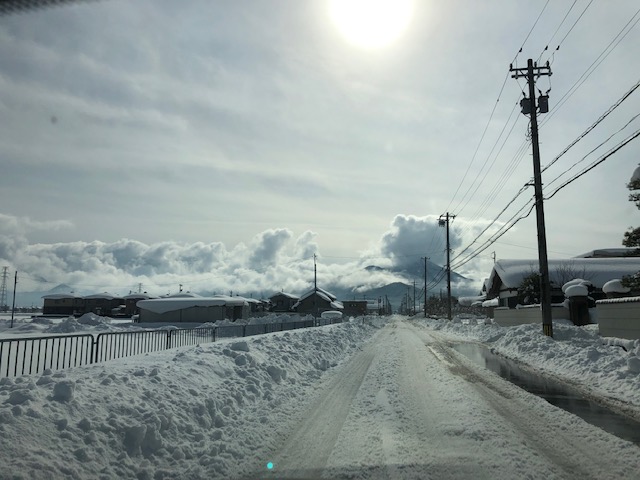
[330,0,414,49]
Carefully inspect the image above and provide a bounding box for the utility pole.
[413,280,416,316]
[511,58,553,338]
[313,254,317,292]
[439,213,456,320]
[10,271,17,328]
[313,254,318,319]
[0,266,8,312]
[422,257,429,317]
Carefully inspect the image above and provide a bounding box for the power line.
[545,112,640,191]
[536,0,579,63]
[544,128,640,201]
[445,0,551,214]
[541,78,640,173]
[450,129,640,271]
[444,72,511,213]
[552,0,595,54]
[540,7,640,127]
[513,0,551,63]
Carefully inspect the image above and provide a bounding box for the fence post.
[93,335,100,364]
[166,330,172,350]
[242,325,247,337]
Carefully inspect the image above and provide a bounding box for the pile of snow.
[0,320,384,479]
[417,317,640,407]
[602,279,631,295]
[565,284,589,297]
[77,313,112,326]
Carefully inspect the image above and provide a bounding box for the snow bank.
[0,320,384,479]
[417,317,640,408]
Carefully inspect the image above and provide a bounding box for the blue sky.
[1,0,639,297]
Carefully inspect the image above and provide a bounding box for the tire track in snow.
[260,333,379,478]
[414,324,640,480]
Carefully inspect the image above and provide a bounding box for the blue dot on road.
[267,462,274,470]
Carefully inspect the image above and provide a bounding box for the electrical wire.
[544,128,640,201]
[444,0,551,215]
[536,0,579,64]
[546,112,640,191]
[552,0,595,53]
[540,7,640,127]
[541,78,640,173]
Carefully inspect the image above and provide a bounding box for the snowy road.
[257,320,640,479]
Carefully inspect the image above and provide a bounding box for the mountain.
[11,284,84,308]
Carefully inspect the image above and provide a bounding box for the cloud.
[379,214,458,268]
[2,211,491,301]
[248,229,293,270]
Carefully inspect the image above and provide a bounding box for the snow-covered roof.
[137,296,248,314]
[123,293,157,300]
[487,258,640,293]
[84,292,122,300]
[458,295,486,307]
[41,293,81,300]
[296,287,337,303]
[162,292,202,298]
[269,292,299,300]
[574,248,638,258]
[292,288,343,310]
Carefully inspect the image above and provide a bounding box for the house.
[42,293,84,316]
[136,295,250,323]
[486,258,640,308]
[342,300,368,317]
[83,293,125,316]
[269,292,299,312]
[123,293,157,316]
[293,287,344,316]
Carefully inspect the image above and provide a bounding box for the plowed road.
[253,320,640,480]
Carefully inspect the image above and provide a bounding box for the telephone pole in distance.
[438,213,455,320]
[421,257,429,317]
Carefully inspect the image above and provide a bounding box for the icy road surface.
[258,321,640,480]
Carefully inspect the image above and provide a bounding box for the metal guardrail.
[0,317,347,378]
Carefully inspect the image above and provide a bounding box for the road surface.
[252,320,640,479]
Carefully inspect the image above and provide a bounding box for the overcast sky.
[1,0,639,298]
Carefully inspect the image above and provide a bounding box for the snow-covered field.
[0,314,639,479]
[0,313,321,339]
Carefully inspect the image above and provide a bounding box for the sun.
[329,0,414,49]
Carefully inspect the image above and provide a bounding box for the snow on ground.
[0,313,320,339]
[1,314,640,479]
[412,314,640,411]
[0,318,384,479]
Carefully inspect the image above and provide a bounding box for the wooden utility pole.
[422,257,429,317]
[413,280,416,315]
[510,58,553,337]
[439,213,455,320]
